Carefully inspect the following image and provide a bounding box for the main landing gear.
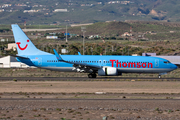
[88,73,97,78]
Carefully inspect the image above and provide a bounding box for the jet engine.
[98,67,121,76]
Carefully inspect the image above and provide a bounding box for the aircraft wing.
[53,49,102,70]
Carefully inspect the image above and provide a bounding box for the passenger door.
[38,57,42,66]
[155,59,159,67]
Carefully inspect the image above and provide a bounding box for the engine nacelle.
[98,67,120,76]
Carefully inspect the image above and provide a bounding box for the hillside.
[1,0,180,24]
[1,21,180,57]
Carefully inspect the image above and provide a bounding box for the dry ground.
[0,81,180,119]
[0,81,180,93]
[1,100,180,120]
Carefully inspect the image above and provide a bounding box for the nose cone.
[172,64,178,70]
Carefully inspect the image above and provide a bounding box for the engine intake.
[98,67,120,76]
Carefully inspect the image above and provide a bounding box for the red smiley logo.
[16,40,29,50]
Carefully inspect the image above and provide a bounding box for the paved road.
[0,77,180,81]
[0,35,13,37]
[0,98,179,101]
[22,28,62,32]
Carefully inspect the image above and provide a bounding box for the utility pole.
[24,21,26,29]
[91,47,93,55]
[66,25,68,42]
[125,46,126,55]
[81,27,86,55]
[128,47,129,56]
[57,45,59,53]
[112,46,114,52]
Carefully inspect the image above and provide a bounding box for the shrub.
[18,115,23,117]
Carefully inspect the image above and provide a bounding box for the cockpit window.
[164,61,171,64]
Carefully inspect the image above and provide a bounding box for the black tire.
[92,74,97,78]
[88,74,93,78]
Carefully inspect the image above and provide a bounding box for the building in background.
[6,43,16,51]
[0,56,33,68]
[142,53,180,67]
[46,36,58,39]
[53,9,68,12]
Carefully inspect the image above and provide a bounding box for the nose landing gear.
[158,72,167,79]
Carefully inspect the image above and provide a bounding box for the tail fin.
[11,24,52,56]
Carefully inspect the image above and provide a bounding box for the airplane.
[11,24,177,78]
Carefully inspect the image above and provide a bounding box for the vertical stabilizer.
[11,24,52,56]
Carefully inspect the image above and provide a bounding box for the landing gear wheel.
[92,74,97,78]
[88,74,93,78]
[158,75,161,79]
[88,73,97,78]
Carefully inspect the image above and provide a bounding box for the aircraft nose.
[172,64,178,70]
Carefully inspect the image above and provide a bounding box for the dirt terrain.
[1,99,180,120]
[0,81,180,93]
[0,81,180,119]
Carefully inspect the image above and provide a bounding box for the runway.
[0,77,180,81]
[0,98,179,101]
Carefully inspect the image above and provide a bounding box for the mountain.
[0,0,180,24]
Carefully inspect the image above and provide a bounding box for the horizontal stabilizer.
[10,55,29,59]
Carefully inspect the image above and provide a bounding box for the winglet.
[53,49,63,61]
[78,52,81,55]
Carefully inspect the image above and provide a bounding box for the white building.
[0,9,4,12]
[121,32,132,37]
[142,53,180,67]
[155,56,180,65]
[0,56,32,68]
[7,43,16,51]
[53,9,68,12]
[23,10,39,13]
[46,36,58,39]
